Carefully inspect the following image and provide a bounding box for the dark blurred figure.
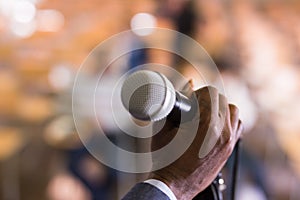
[68,138,118,200]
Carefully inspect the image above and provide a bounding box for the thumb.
[180,79,194,98]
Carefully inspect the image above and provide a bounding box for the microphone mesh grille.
[121,70,176,121]
[128,84,166,120]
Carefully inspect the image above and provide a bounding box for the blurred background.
[1,0,300,199]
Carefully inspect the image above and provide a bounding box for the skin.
[149,86,243,200]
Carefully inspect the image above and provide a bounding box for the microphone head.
[121,70,176,121]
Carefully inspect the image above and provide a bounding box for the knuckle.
[197,86,218,96]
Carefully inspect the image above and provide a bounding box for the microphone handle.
[167,91,197,126]
[231,139,241,200]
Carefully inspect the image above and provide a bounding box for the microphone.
[121,70,195,125]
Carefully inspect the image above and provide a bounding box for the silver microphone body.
[121,70,193,124]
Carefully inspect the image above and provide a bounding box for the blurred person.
[67,145,118,200]
[67,70,123,200]
[230,1,300,199]
[122,86,243,200]
[47,172,92,200]
[70,34,150,199]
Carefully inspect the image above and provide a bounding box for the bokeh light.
[12,0,36,23]
[130,12,157,36]
[36,9,64,32]
[0,0,300,199]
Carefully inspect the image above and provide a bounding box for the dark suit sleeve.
[122,182,171,200]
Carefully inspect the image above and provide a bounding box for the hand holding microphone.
[121,70,243,200]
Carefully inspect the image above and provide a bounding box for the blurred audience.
[0,0,300,199]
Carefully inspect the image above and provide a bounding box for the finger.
[229,104,239,133]
[210,87,219,120]
[188,79,194,88]
[196,87,221,158]
[196,86,219,118]
[236,119,243,140]
[221,105,232,143]
[218,94,227,121]
[181,79,194,97]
